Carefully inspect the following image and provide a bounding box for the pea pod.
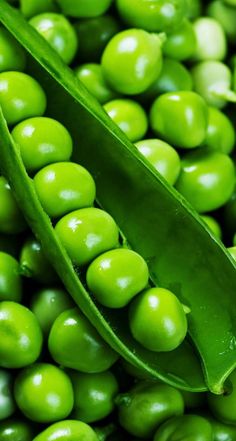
[0,1,235,394]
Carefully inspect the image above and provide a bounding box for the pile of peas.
[0,0,235,439]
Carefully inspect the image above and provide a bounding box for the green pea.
[153,415,213,441]
[191,61,236,108]
[0,252,22,302]
[192,17,227,61]
[55,208,119,266]
[0,301,43,368]
[0,418,34,441]
[135,139,181,185]
[33,420,98,441]
[101,29,163,95]
[201,215,222,240]
[204,107,235,154]
[117,380,184,438]
[20,0,58,18]
[0,27,26,72]
[30,287,74,336]
[14,363,74,423]
[20,237,58,284]
[0,370,15,420]
[34,162,96,218]
[75,63,117,104]
[56,0,112,18]
[0,177,27,234]
[11,117,73,172]
[139,58,193,103]
[175,150,235,213]
[209,415,236,441]
[86,248,149,308]
[69,370,119,423]
[207,1,236,42]
[104,99,148,142]
[29,13,78,64]
[150,91,208,148]
[186,0,202,19]
[129,287,188,352]
[116,0,187,33]
[208,369,236,425]
[73,15,120,63]
[49,308,118,372]
[0,71,46,125]
[163,19,197,61]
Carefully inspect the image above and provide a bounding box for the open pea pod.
[0,1,236,394]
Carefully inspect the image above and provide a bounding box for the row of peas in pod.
[11,0,236,254]
[0,25,189,354]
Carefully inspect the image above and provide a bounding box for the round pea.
[55,207,119,266]
[208,1,236,42]
[0,301,43,368]
[0,370,15,420]
[208,369,236,425]
[0,72,46,125]
[30,287,74,336]
[0,177,27,234]
[0,252,22,302]
[116,0,187,33]
[33,420,98,441]
[163,19,197,61]
[0,418,34,441]
[56,0,112,17]
[11,117,73,172]
[192,17,227,61]
[129,287,188,352]
[34,162,96,218]
[101,29,163,95]
[117,380,184,438]
[69,370,119,423]
[175,150,235,213]
[29,13,78,64]
[153,415,213,441]
[14,363,74,423]
[150,91,208,148]
[20,237,58,284]
[204,107,235,154]
[48,307,118,372]
[20,0,58,19]
[86,248,149,308]
[186,0,202,19]
[135,139,181,185]
[201,215,222,239]
[104,99,148,142]
[75,63,117,104]
[209,415,236,441]
[0,27,26,72]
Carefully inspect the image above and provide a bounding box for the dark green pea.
[186,0,202,19]
[20,0,58,19]
[163,19,197,61]
[191,61,236,108]
[69,370,119,423]
[153,415,213,441]
[0,252,22,302]
[0,27,26,72]
[33,420,98,441]
[0,177,27,234]
[204,107,235,154]
[0,369,15,420]
[49,308,119,373]
[0,418,34,441]
[209,415,236,441]
[56,0,113,18]
[30,287,74,337]
[138,58,192,104]
[208,1,236,42]
[74,15,120,62]
[116,381,184,438]
[75,63,117,104]
[20,237,58,284]
[208,369,236,425]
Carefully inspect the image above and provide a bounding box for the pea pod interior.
[0,1,235,394]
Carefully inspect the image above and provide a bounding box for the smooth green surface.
[0,1,236,393]
[33,420,98,441]
[193,17,226,61]
[15,363,74,423]
[20,0,57,18]
[0,26,26,72]
[0,176,27,234]
[163,19,196,61]
[20,237,58,284]
[0,251,22,302]
[56,0,112,18]
[204,107,235,154]
[208,1,236,41]
[75,63,117,105]
[208,369,236,425]
[0,419,34,441]
[0,370,15,420]
[153,415,213,441]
